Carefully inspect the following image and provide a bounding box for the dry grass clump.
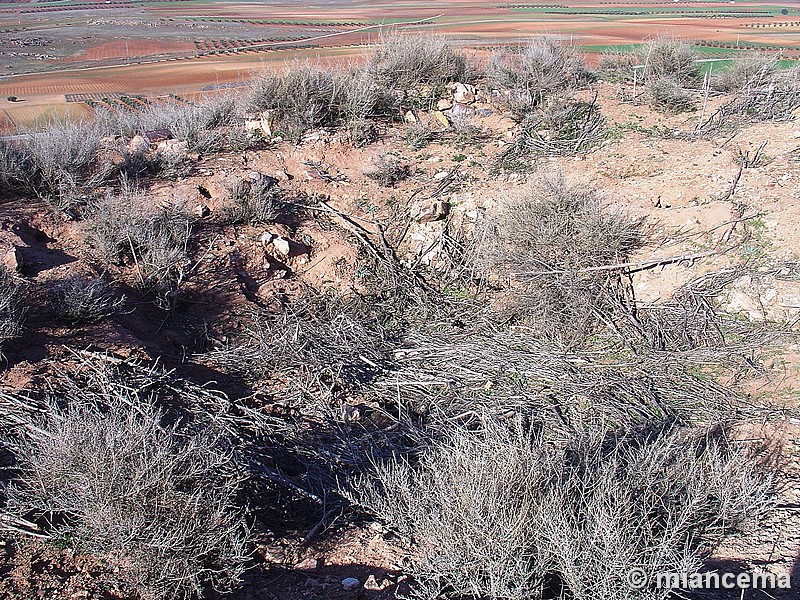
[7,120,110,212]
[100,95,248,155]
[51,275,124,324]
[363,152,410,187]
[497,97,605,171]
[648,76,696,113]
[487,38,591,117]
[404,121,437,149]
[207,293,394,402]
[638,37,701,87]
[251,63,393,140]
[0,264,23,347]
[596,50,639,80]
[712,53,779,93]
[84,189,195,309]
[219,172,282,225]
[478,174,644,344]
[2,366,251,600]
[366,31,471,90]
[347,419,770,600]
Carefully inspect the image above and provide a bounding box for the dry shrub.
[363,152,409,187]
[149,98,238,154]
[404,121,437,149]
[251,62,393,140]
[701,67,800,129]
[15,120,109,212]
[597,50,639,80]
[712,53,780,93]
[219,172,282,225]
[637,37,701,87]
[84,189,195,309]
[0,139,27,194]
[0,263,23,347]
[347,419,770,600]
[347,118,380,147]
[366,30,471,90]
[372,326,739,434]
[51,275,124,324]
[478,174,644,344]
[648,76,696,113]
[99,94,248,154]
[497,97,605,171]
[3,381,250,600]
[487,38,591,117]
[207,293,394,402]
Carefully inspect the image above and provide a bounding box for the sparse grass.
[3,373,251,600]
[477,173,644,345]
[0,263,23,349]
[219,173,282,225]
[367,31,471,90]
[51,276,124,325]
[347,419,771,600]
[486,38,591,118]
[648,76,697,113]
[84,189,195,310]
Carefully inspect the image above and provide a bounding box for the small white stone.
[272,237,291,256]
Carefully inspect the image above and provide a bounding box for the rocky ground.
[0,79,799,599]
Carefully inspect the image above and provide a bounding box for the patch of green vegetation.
[582,43,644,54]
[443,285,474,301]
[736,218,773,261]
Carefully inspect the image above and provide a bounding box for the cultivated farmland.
[0,0,798,128]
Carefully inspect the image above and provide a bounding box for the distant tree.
[782,8,789,15]
[6,96,17,102]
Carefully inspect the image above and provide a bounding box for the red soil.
[64,39,196,62]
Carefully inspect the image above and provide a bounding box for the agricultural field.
[0,0,799,128]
